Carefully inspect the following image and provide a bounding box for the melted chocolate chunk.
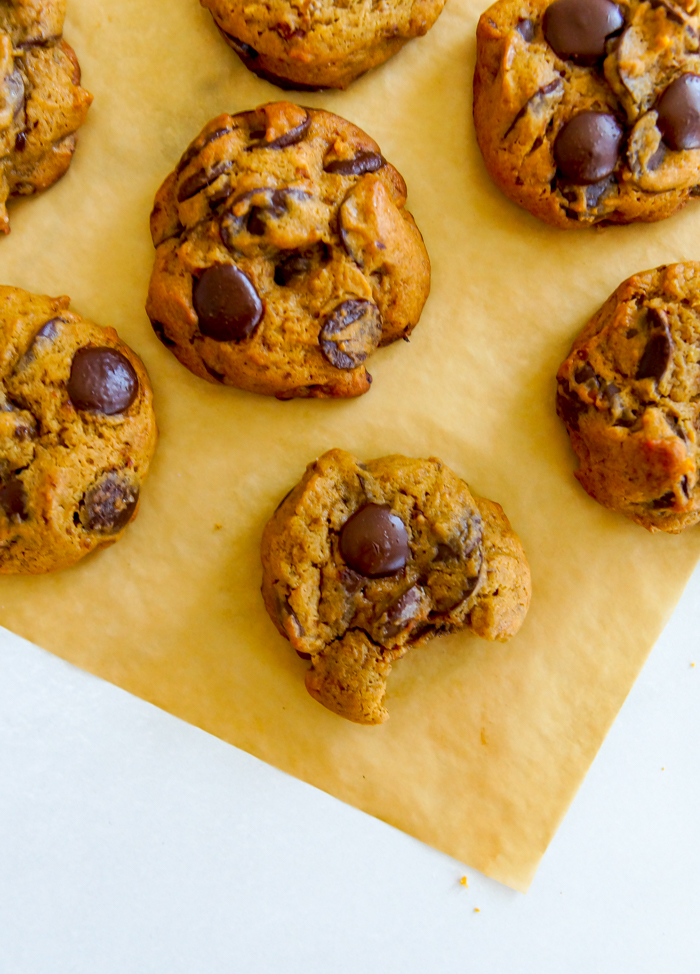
[223,33,259,60]
[176,127,235,174]
[36,318,61,341]
[220,187,312,247]
[517,18,535,41]
[253,112,311,151]
[652,490,676,509]
[556,386,588,431]
[543,0,623,65]
[637,313,673,381]
[554,112,623,184]
[323,151,385,176]
[574,362,598,385]
[656,74,700,151]
[193,264,263,343]
[150,319,177,348]
[177,160,233,203]
[68,348,138,415]
[0,476,27,522]
[274,244,329,286]
[82,476,139,532]
[319,299,382,370]
[339,504,409,578]
[434,542,457,562]
[383,586,422,638]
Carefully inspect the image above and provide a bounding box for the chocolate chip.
[637,315,673,381]
[574,362,597,384]
[656,74,700,151]
[585,175,616,209]
[517,18,535,41]
[220,187,312,247]
[383,586,422,638]
[556,386,588,431]
[682,474,690,497]
[323,151,385,176]
[652,490,676,509]
[0,477,27,522]
[150,319,176,348]
[178,160,233,203]
[281,598,305,638]
[36,318,61,340]
[82,476,139,532]
[339,504,409,578]
[177,127,235,174]
[340,567,364,594]
[193,264,263,343]
[543,0,623,65]
[223,33,259,60]
[319,299,382,370]
[67,348,139,415]
[203,362,226,382]
[14,131,27,152]
[554,112,623,184]
[6,67,24,120]
[253,112,310,151]
[274,244,329,286]
[434,543,457,562]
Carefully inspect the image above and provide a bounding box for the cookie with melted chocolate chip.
[556,262,700,531]
[146,102,430,399]
[0,0,92,234]
[0,286,156,573]
[261,450,531,724]
[200,0,447,90]
[474,0,700,228]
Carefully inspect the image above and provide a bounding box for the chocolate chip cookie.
[146,102,431,399]
[200,0,447,90]
[556,262,700,531]
[261,450,531,724]
[0,286,157,573]
[1,1,92,234]
[474,0,700,228]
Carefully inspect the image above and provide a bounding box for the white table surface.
[1,562,699,973]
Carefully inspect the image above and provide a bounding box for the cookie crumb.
[214,523,223,531]
[474,908,480,913]
[460,876,468,887]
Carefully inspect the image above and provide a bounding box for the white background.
[1,565,699,973]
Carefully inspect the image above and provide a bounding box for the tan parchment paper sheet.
[2,0,700,891]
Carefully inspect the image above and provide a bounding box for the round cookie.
[146,102,431,399]
[474,0,700,228]
[556,262,700,532]
[200,0,447,90]
[0,0,92,234]
[261,449,531,724]
[0,286,157,573]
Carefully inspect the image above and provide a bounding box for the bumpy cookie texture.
[261,450,531,724]
[555,262,700,532]
[200,0,447,90]
[0,0,92,234]
[146,102,430,399]
[0,286,157,573]
[474,0,700,228]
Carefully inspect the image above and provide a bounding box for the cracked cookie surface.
[0,0,92,234]
[0,286,157,573]
[556,262,700,531]
[474,0,700,227]
[261,449,531,724]
[146,101,430,399]
[200,0,447,90]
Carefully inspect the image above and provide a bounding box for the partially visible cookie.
[474,0,700,228]
[0,286,157,573]
[556,262,700,532]
[261,449,531,724]
[0,0,92,234]
[146,102,431,399]
[200,0,447,90]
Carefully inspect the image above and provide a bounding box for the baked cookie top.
[556,262,700,532]
[146,102,431,399]
[0,286,157,574]
[200,0,447,90]
[261,449,531,723]
[474,0,700,228]
[0,0,92,234]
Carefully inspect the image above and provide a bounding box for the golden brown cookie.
[200,0,448,90]
[146,102,431,399]
[0,286,157,573]
[556,262,700,532]
[474,0,700,228]
[261,449,531,724]
[0,0,92,234]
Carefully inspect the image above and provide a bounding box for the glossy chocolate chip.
[178,160,233,203]
[323,151,385,176]
[339,504,409,578]
[0,476,27,522]
[274,244,330,286]
[254,112,310,151]
[554,112,623,184]
[319,300,382,370]
[82,476,139,532]
[193,264,263,343]
[383,586,422,637]
[543,0,623,65]
[517,18,535,41]
[36,318,61,340]
[68,347,138,415]
[176,127,234,174]
[637,327,673,382]
[656,74,700,151]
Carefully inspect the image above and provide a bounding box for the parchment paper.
[2,0,700,892]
